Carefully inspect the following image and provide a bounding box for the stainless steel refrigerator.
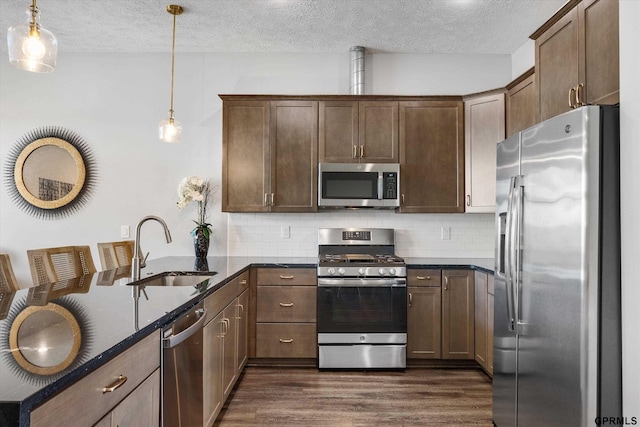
[493,106,621,426]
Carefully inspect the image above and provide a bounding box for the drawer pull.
[279,338,294,343]
[102,375,127,394]
[416,276,431,280]
[239,280,247,285]
[279,275,294,279]
[279,302,294,307]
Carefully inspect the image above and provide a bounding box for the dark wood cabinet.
[442,270,475,360]
[506,67,537,138]
[474,271,489,370]
[222,98,317,213]
[319,100,398,163]
[398,101,464,213]
[408,286,442,359]
[533,0,618,122]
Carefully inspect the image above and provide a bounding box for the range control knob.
[358,268,366,275]
[389,268,397,276]
[327,267,336,275]
[378,268,387,275]
[338,268,346,276]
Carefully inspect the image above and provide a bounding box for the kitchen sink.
[131,271,217,287]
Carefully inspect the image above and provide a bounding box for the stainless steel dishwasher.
[162,301,206,426]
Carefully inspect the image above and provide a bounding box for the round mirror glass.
[21,143,79,202]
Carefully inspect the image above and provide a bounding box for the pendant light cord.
[169,11,177,119]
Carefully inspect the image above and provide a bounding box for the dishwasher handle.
[163,308,206,349]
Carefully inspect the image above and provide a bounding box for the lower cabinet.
[203,271,250,427]
[94,369,160,427]
[407,269,475,361]
[474,271,495,376]
[30,332,160,427]
[252,268,317,359]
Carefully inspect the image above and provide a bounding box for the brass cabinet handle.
[443,276,449,290]
[102,375,127,394]
[279,338,293,343]
[416,276,431,280]
[360,145,364,158]
[237,303,244,318]
[270,193,275,206]
[264,193,269,206]
[279,275,294,279]
[401,194,405,205]
[576,83,585,107]
[466,195,471,206]
[352,145,357,159]
[279,302,294,307]
[568,87,577,109]
[239,280,247,285]
[222,318,229,336]
[409,292,412,307]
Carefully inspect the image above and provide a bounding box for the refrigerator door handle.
[513,175,524,332]
[504,176,517,332]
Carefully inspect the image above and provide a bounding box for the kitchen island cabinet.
[398,101,465,213]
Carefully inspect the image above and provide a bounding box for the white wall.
[619,0,640,416]
[0,52,509,285]
[511,39,535,80]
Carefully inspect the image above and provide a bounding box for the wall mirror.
[4,126,96,219]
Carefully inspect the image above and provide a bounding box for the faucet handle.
[140,252,150,269]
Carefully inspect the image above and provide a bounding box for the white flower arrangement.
[177,176,213,238]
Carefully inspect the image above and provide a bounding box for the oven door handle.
[317,278,407,287]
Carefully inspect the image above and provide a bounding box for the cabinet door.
[222,101,270,212]
[487,275,495,376]
[578,0,619,105]
[407,286,442,359]
[464,93,505,213]
[270,101,318,212]
[203,311,224,427]
[107,369,160,427]
[506,69,537,138]
[535,8,579,122]
[222,302,238,400]
[442,270,474,359]
[399,101,464,213]
[358,101,399,162]
[236,289,249,373]
[474,271,489,369]
[319,100,359,162]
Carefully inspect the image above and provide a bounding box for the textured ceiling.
[0,0,567,54]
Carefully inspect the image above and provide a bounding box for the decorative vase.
[193,228,210,259]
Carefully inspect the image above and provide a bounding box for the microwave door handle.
[378,174,383,200]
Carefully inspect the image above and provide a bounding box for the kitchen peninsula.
[0,256,492,426]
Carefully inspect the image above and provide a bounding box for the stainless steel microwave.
[318,163,400,208]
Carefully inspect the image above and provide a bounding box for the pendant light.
[159,4,184,143]
[7,0,58,73]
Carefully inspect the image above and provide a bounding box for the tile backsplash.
[228,211,495,258]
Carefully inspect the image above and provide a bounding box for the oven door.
[317,278,407,337]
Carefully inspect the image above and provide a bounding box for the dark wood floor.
[214,367,493,426]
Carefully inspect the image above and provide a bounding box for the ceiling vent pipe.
[349,46,365,95]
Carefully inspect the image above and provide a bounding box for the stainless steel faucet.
[131,215,172,281]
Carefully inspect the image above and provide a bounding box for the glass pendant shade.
[159,115,182,143]
[7,5,57,73]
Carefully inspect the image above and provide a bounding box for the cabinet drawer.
[257,268,316,286]
[31,332,160,427]
[408,269,442,287]
[257,286,316,323]
[205,278,238,320]
[238,270,249,293]
[256,323,317,358]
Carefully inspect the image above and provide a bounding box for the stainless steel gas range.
[316,228,407,369]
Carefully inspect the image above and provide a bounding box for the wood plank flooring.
[215,367,493,426]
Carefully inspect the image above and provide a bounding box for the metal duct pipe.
[349,46,365,95]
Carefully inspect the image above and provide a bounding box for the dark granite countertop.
[0,255,491,426]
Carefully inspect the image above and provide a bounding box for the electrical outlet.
[121,225,130,238]
[441,226,451,240]
[280,226,290,239]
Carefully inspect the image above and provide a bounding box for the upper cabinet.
[222,97,318,213]
[398,100,464,213]
[319,100,398,163]
[532,0,619,122]
[506,68,537,138]
[464,91,505,213]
